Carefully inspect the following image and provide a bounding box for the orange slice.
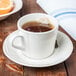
[0,0,14,15]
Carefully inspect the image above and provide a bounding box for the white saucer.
[3,30,73,67]
[0,0,23,20]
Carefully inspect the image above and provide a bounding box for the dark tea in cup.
[22,21,54,32]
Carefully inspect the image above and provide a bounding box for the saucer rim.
[3,30,73,67]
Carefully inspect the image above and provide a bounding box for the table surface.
[0,0,76,76]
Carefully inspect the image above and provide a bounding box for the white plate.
[0,0,23,20]
[37,0,76,14]
[51,9,76,40]
[3,30,73,67]
[37,0,76,40]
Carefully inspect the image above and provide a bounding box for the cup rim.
[17,13,58,34]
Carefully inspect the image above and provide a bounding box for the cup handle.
[11,31,25,50]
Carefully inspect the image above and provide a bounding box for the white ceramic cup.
[12,13,59,59]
